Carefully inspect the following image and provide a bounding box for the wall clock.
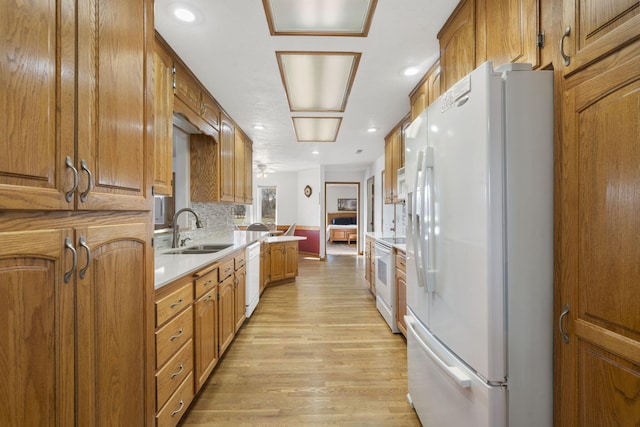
[304,185,312,198]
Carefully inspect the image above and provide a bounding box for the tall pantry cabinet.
[0,0,155,426]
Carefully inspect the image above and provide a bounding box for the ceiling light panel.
[277,52,361,112]
[293,117,342,142]
[263,0,377,36]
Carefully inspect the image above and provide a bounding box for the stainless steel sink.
[165,243,233,255]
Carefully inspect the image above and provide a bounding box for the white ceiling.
[154,0,458,173]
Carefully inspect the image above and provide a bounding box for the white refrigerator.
[404,62,554,427]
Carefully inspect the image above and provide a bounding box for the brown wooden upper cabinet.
[153,39,175,197]
[409,61,441,121]
[173,59,220,135]
[219,113,236,203]
[0,0,152,211]
[438,0,478,92]
[476,0,541,70]
[384,119,407,204]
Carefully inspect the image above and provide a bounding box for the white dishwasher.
[245,242,261,317]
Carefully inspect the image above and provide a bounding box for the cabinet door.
[556,48,640,427]
[478,0,540,68]
[76,0,151,211]
[234,267,246,332]
[173,60,202,118]
[260,242,271,293]
[562,0,640,77]
[234,131,245,203]
[194,289,218,392]
[284,242,298,279]
[153,41,174,197]
[438,0,477,92]
[219,114,235,202]
[201,92,220,131]
[270,242,285,282]
[218,275,235,356]
[244,138,253,204]
[0,0,75,210]
[0,229,75,426]
[395,268,407,337]
[190,133,219,202]
[76,221,153,426]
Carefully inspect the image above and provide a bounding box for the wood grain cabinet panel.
[194,289,219,392]
[76,0,151,211]
[219,114,236,202]
[478,0,540,69]
[156,339,193,410]
[153,40,175,197]
[561,0,639,77]
[0,229,75,426]
[0,0,75,210]
[555,40,640,427]
[384,121,406,204]
[190,133,220,202]
[76,221,153,427]
[395,250,407,337]
[234,265,247,332]
[438,0,477,92]
[234,131,246,203]
[218,274,236,356]
[156,372,194,427]
[244,138,254,204]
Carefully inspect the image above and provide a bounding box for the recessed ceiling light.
[403,66,419,76]
[367,127,377,133]
[174,7,195,22]
[253,124,265,130]
[312,150,320,155]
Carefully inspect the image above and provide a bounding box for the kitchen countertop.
[154,230,268,289]
[154,232,308,289]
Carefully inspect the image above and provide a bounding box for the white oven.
[375,239,398,333]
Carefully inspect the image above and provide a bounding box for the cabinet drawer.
[219,258,234,281]
[156,282,193,327]
[234,252,245,270]
[156,306,193,369]
[156,372,194,427]
[194,267,218,300]
[156,339,193,410]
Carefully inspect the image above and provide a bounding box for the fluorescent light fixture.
[403,66,419,76]
[263,0,377,36]
[292,117,342,142]
[277,52,361,112]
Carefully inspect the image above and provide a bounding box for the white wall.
[326,184,358,213]
[297,168,321,227]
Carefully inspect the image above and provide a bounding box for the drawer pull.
[170,363,184,379]
[170,400,184,417]
[204,280,212,287]
[169,298,184,309]
[170,328,184,341]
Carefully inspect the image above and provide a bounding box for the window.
[258,186,277,224]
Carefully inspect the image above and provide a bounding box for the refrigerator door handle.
[423,147,436,292]
[406,316,471,389]
[412,150,426,288]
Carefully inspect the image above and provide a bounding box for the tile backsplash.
[155,202,237,249]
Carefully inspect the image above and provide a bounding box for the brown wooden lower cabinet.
[395,250,407,337]
[266,240,299,285]
[154,245,250,424]
[0,213,154,427]
[364,236,376,295]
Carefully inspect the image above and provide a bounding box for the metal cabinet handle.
[170,328,184,341]
[559,304,570,343]
[170,363,184,379]
[170,400,184,417]
[64,237,77,283]
[65,156,78,202]
[80,159,93,202]
[560,26,571,66]
[78,236,91,279]
[203,280,212,287]
[170,298,184,309]
[203,295,213,303]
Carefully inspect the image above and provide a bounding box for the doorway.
[324,182,360,256]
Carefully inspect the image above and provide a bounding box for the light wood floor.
[180,254,421,427]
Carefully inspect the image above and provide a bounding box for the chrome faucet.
[172,208,203,248]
